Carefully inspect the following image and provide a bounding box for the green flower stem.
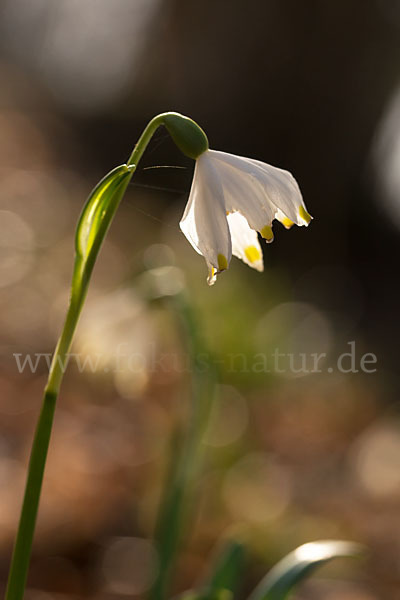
[4,390,57,600]
[5,113,175,600]
[127,113,165,167]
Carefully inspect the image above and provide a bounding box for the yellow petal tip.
[207,266,217,286]
[281,216,294,229]
[299,205,312,224]
[217,253,228,271]
[261,225,274,242]
[244,245,261,264]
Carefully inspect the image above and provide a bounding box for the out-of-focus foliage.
[248,540,362,600]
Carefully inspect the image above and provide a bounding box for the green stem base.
[5,390,57,600]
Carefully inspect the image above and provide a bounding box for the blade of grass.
[247,540,364,600]
[148,292,218,600]
[199,539,245,600]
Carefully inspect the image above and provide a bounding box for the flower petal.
[206,153,276,241]
[227,212,264,272]
[210,150,311,227]
[275,209,295,229]
[250,157,312,226]
[180,152,232,285]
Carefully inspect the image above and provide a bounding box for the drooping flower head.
[164,113,312,285]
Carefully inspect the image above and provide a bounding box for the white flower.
[180,149,312,285]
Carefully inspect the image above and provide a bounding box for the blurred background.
[0,0,400,598]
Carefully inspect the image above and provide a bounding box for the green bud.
[162,112,209,159]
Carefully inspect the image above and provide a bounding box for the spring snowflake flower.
[180,149,312,285]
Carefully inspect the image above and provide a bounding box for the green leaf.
[75,163,134,265]
[248,540,363,600]
[70,163,134,303]
[200,540,245,600]
[178,541,245,600]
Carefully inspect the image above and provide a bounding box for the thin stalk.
[149,293,217,600]
[4,390,56,600]
[4,296,80,600]
[5,114,168,600]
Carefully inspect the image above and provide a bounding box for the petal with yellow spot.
[261,225,274,242]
